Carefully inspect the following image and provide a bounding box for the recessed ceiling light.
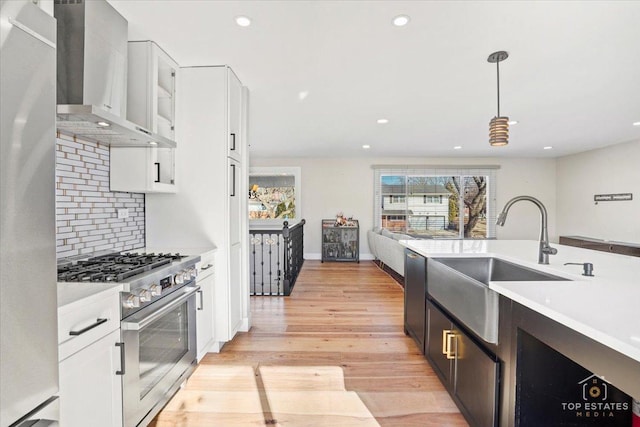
[633,121,640,126]
[148,141,158,146]
[392,15,410,27]
[96,121,110,127]
[235,16,251,27]
[377,119,389,124]
[543,146,553,150]
[362,145,371,149]
[453,146,462,150]
[298,91,309,100]
[508,120,519,125]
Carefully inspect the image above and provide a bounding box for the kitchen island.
[400,239,640,427]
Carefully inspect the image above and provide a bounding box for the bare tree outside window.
[448,176,487,238]
[380,174,489,239]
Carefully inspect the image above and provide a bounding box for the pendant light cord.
[496,61,501,117]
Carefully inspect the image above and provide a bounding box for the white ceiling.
[109,0,640,159]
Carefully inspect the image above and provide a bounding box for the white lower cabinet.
[57,287,123,427]
[59,328,123,427]
[196,256,215,361]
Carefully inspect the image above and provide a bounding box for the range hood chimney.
[54,0,176,148]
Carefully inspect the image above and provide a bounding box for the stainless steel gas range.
[58,252,201,427]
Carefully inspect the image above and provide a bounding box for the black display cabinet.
[321,219,359,262]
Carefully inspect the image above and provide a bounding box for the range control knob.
[123,294,140,309]
[138,289,151,303]
[174,272,184,285]
[149,284,162,296]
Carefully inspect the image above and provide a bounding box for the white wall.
[251,156,558,259]
[557,140,640,244]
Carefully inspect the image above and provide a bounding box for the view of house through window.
[248,167,301,223]
[249,175,296,219]
[376,167,497,239]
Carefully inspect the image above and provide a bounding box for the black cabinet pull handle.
[115,342,125,375]
[230,163,236,197]
[69,318,108,336]
[230,133,236,151]
[197,290,204,311]
[154,162,160,183]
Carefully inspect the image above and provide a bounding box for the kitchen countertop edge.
[57,282,124,311]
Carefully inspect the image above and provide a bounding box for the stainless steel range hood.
[54,0,176,148]
[56,104,176,148]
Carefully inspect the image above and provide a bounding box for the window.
[249,167,301,225]
[374,166,498,239]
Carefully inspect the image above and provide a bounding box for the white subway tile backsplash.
[56,136,144,258]
[69,219,92,226]
[56,201,78,208]
[78,149,99,159]
[57,139,84,150]
[60,145,76,154]
[57,158,85,168]
[62,177,87,185]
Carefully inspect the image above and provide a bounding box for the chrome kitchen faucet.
[496,195,558,264]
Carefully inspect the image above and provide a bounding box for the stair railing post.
[283,221,291,295]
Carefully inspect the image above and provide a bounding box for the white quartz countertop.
[57,282,123,310]
[400,239,640,363]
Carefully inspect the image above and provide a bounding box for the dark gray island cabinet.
[403,250,426,353]
[403,247,638,427]
[426,299,500,427]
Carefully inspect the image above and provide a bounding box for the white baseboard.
[304,253,375,261]
[239,317,250,332]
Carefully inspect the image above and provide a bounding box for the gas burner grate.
[57,252,186,282]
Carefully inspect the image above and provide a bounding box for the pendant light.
[488,51,509,146]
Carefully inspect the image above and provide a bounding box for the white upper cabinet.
[227,71,243,161]
[111,40,179,193]
[127,41,178,140]
[110,146,176,193]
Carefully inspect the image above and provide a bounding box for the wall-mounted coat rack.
[594,193,633,204]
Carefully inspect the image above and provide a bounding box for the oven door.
[121,285,199,427]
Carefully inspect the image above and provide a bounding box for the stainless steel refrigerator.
[1,1,59,426]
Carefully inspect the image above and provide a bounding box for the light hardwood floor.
[152,261,468,426]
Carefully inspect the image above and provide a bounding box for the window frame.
[248,166,302,228]
[373,165,499,239]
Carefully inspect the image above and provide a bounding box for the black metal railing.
[250,219,305,296]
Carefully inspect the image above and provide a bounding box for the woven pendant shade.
[489,116,509,146]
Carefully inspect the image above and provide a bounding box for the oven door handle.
[121,286,200,331]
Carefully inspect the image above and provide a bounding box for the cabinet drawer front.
[197,253,216,280]
[58,295,120,361]
[197,261,215,280]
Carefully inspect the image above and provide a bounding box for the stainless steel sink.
[433,257,569,286]
[427,257,571,344]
